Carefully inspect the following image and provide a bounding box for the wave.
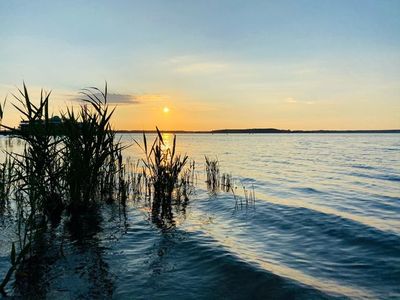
[188,191,400,299]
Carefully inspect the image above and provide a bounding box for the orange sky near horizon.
[1,1,399,131]
[0,85,398,131]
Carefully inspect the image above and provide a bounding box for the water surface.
[0,133,399,299]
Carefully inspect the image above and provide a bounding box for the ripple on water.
[0,134,399,299]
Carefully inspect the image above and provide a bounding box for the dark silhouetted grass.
[136,128,188,224]
[205,156,219,191]
[0,82,255,296]
[62,85,121,214]
[0,154,14,214]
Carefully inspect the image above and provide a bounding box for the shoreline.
[113,129,400,134]
[1,129,400,136]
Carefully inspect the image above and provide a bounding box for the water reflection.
[67,211,115,298]
[161,132,174,152]
[13,229,55,298]
[150,193,190,231]
[9,210,117,298]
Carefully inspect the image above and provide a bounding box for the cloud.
[106,93,140,104]
[72,93,140,105]
[285,97,298,103]
[68,90,177,107]
[284,97,314,105]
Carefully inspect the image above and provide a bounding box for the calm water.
[0,134,399,299]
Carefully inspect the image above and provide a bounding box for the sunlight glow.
[161,132,173,151]
[163,106,170,113]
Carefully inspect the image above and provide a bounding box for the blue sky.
[1,0,399,130]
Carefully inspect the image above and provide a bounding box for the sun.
[163,106,170,113]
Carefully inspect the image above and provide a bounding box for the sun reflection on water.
[161,132,174,152]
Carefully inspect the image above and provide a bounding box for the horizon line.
[114,128,400,133]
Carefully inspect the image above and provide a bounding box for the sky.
[0,0,399,130]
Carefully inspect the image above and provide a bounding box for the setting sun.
[163,106,170,113]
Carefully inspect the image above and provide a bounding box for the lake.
[0,133,399,299]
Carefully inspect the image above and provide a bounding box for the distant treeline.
[116,128,400,134]
[1,128,399,136]
[210,128,400,134]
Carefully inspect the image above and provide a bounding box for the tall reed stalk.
[205,156,219,191]
[62,85,123,215]
[137,128,188,222]
[0,154,14,213]
[0,98,6,129]
[0,84,63,295]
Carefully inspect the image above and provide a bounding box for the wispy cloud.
[105,93,140,104]
[285,97,298,104]
[72,93,140,105]
[67,90,176,107]
[284,97,314,105]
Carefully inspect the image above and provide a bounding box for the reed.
[243,184,256,207]
[136,128,188,222]
[0,98,5,128]
[220,173,233,192]
[205,156,219,191]
[176,160,196,204]
[62,85,123,215]
[234,184,256,210]
[205,156,255,209]
[125,157,147,200]
[0,154,15,213]
[205,156,234,193]
[0,84,65,295]
[2,84,64,220]
[0,83,126,295]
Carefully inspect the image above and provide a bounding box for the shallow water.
[0,133,399,299]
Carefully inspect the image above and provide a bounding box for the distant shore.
[116,128,400,134]
[1,128,399,136]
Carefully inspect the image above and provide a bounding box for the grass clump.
[0,84,66,296]
[205,157,233,193]
[0,83,126,296]
[62,85,123,214]
[205,156,219,191]
[220,173,233,192]
[3,84,64,222]
[176,160,195,204]
[137,128,189,223]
